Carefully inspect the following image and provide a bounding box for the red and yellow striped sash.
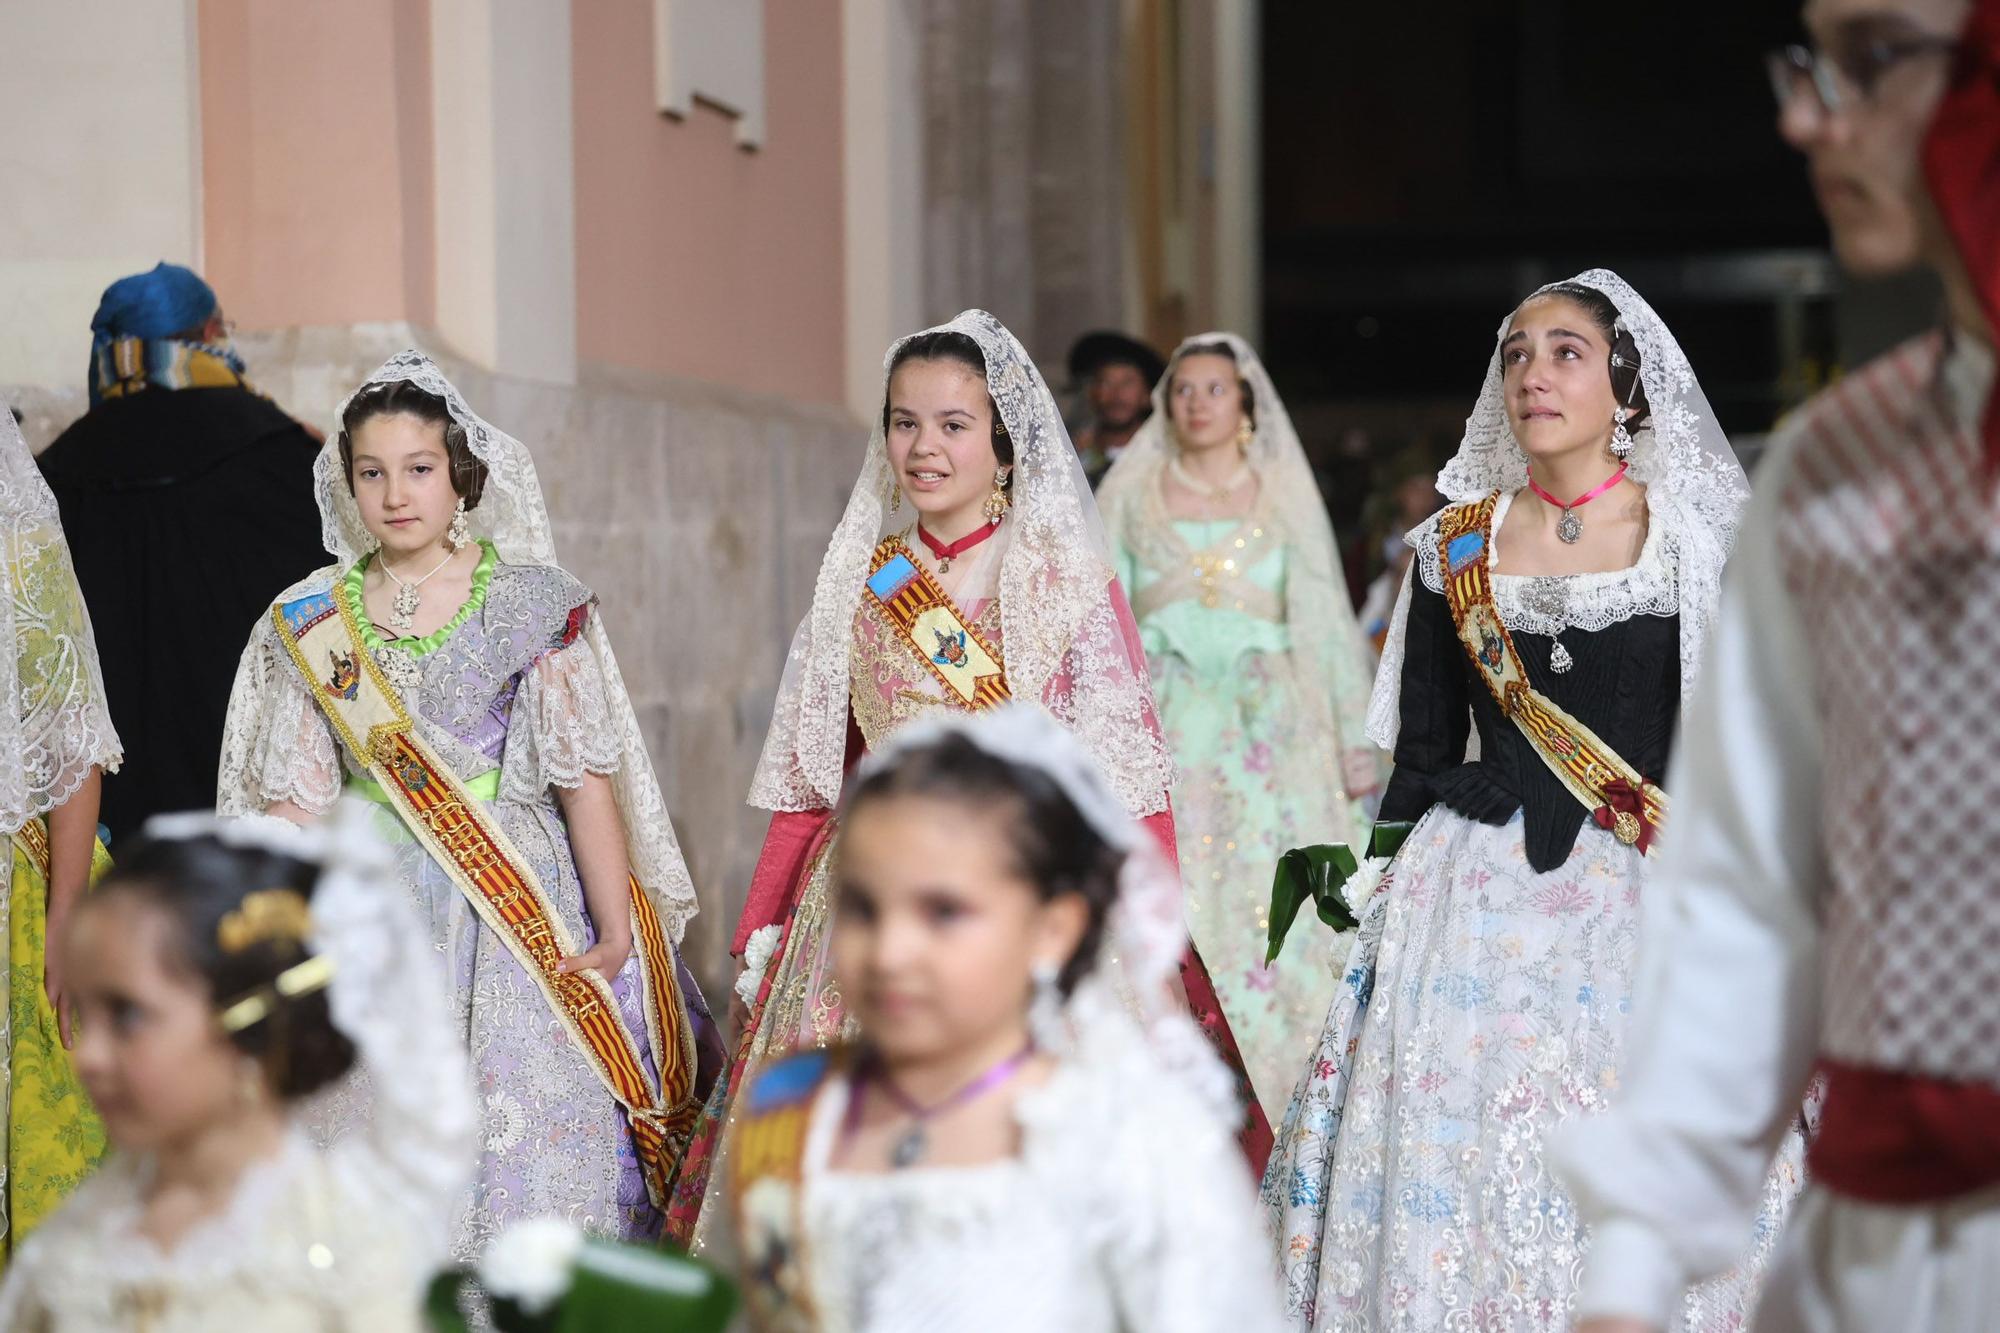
[272,585,699,1202]
[1436,495,1668,853]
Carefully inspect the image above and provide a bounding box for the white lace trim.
[499,637,626,804]
[0,413,124,833]
[1413,490,1683,635]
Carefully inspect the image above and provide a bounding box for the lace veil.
[749,311,1175,820]
[216,351,697,939]
[1368,269,1751,750]
[0,410,121,834]
[1096,332,1376,772]
[854,704,1234,1116]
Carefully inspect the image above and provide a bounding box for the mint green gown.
[1116,516,1371,1115]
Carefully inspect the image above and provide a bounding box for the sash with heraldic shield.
[864,536,1010,709]
[1435,494,1668,855]
[271,582,701,1203]
[730,1045,848,1331]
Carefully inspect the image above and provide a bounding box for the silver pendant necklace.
[1525,462,1629,546]
[1524,577,1577,674]
[847,1043,1036,1171]
[377,547,458,635]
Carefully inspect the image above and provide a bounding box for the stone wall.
[7,324,858,999]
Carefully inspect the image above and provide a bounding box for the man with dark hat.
[1067,329,1166,488]
[37,263,328,843]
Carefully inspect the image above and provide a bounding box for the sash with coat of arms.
[1435,494,1668,854]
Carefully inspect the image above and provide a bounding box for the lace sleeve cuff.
[500,637,625,803]
[252,665,344,814]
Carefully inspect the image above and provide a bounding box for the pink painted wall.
[572,0,846,405]
[199,0,434,330]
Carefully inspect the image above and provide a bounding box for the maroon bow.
[1593,778,1657,855]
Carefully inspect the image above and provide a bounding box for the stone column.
[431,0,578,385]
[917,0,1130,363]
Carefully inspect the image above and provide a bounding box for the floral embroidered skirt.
[1152,647,1368,1119]
[1262,806,1804,1332]
[4,835,110,1263]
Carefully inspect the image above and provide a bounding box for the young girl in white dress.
[0,807,475,1331]
[723,704,1284,1333]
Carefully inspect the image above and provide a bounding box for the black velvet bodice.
[1376,575,1680,872]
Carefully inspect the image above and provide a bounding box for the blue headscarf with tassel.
[87,263,248,406]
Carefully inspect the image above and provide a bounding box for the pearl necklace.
[1167,456,1254,519]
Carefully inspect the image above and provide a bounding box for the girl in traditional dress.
[0,807,475,1331]
[0,408,122,1263]
[1097,334,1378,1114]
[726,704,1285,1332]
[1262,271,1803,1331]
[669,311,1266,1245]
[217,352,717,1254]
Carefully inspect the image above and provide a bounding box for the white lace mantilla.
[1368,269,1748,753]
[749,311,1175,821]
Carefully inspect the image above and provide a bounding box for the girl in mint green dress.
[1099,335,1378,1116]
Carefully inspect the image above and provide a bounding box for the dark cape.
[39,386,329,844]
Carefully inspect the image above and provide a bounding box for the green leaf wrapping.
[424,1245,738,1333]
[1264,821,1416,965]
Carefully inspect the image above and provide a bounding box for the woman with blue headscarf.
[37,263,328,844]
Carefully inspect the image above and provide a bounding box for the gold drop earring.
[983,467,1013,524]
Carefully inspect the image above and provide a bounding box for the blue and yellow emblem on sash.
[864,538,1009,709]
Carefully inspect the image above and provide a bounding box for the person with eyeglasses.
[1552,3,2000,1331]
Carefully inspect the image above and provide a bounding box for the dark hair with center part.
[1169,341,1257,428]
[882,331,1014,469]
[337,380,488,508]
[89,833,357,1100]
[841,734,1122,995]
[1535,284,1651,431]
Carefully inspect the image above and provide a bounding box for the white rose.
[1343,855,1390,916]
[479,1216,585,1316]
[735,924,783,1007]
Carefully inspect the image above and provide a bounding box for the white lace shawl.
[748,311,1176,821]
[213,351,697,940]
[0,410,122,834]
[1097,332,1376,768]
[0,806,476,1329]
[1368,269,1750,751]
